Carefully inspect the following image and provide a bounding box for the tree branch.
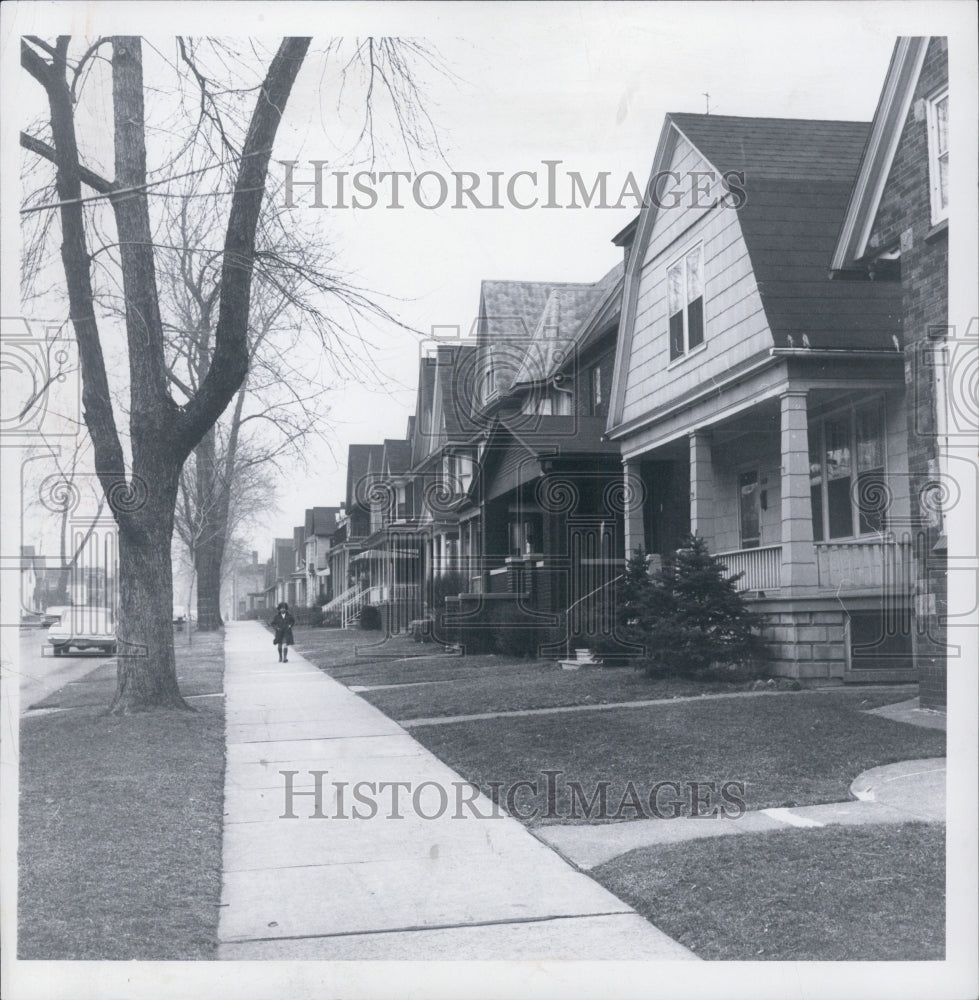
[20,131,115,194]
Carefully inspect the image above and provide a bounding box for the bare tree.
[21,35,311,712]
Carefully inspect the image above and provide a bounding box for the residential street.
[15,628,111,715]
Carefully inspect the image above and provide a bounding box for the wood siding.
[622,134,773,426]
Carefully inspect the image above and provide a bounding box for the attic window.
[667,244,704,361]
[926,89,948,224]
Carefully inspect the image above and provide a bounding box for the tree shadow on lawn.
[409,690,947,824]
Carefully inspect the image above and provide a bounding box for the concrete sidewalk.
[217,622,696,960]
[539,757,946,870]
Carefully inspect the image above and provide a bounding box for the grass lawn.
[408,689,946,823]
[295,626,831,719]
[592,822,945,960]
[18,630,225,960]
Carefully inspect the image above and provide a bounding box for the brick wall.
[868,37,948,709]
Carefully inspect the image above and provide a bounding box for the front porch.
[621,374,915,682]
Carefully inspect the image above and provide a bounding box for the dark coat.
[270,610,296,646]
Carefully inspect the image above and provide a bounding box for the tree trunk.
[196,535,225,630]
[110,479,189,713]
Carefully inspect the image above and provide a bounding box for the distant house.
[608,112,912,682]
[831,37,949,706]
[263,537,295,608]
[350,434,422,631]
[322,444,383,624]
[230,550,267,618]
[21,546,66,612]
[303,506,340,605]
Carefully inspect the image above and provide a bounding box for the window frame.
[807,397,889,543]
[926,87,949,225]
[665,241,706,362]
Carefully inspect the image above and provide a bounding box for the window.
[591,364,603,412]
[667,244,704,361]
[808,401,887,541]
[926,89,949,224]
[738,470,760,548]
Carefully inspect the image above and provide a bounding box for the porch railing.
[340,588,369,628]
[814,537,912,591]
[321,583,359,614]
[714,545,782,592]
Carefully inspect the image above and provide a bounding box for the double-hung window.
[926,89,949,224]
[667,244,705,361]
[808,401,887,542]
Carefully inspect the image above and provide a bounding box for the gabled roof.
[305,506,339,538]
[382,438,412,476]
[511,284,608,386]
[476,280,594,398]
[436,344,479,437]
[830,37,933,269]
[667,115,900,348]
[346,444,383,511]
[669,113,871,183]
[610,112,904,428]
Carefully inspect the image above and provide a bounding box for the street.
[14,627,111,714]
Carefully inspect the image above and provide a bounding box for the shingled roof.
[476,280,596,398]
[346,444,383,511]
[305,506,339,538]
[382,438,412,475]
[667,113,902,351]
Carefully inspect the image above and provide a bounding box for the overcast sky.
[3,1,973,556]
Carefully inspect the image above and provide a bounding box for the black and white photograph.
[1,2,977,998]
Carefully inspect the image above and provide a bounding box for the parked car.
[41,605,71,627]
[47,606,117,656]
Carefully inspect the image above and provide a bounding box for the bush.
[359,605,382,631]
[430,570,469,609]
[619,537,767,677]
[494,605,541,658]
[320,610,342,629]
[293,605,324,628]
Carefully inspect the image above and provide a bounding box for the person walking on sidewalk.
[270,602,296,662]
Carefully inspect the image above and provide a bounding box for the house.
[830,37,949,707]
[409,343,480,595]
[263,537,295,608]
[352,434,424,632]
[322,444,383,624]
[435,268,626,648]
[607,112,911,683]
[230,550,267,618]
[303,506,340,605]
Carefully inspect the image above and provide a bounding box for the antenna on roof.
[702,92,711,115]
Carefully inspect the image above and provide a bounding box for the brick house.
[608,112,912,683]
[831,36,950,707]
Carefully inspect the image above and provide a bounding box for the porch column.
[622,460,646,557]
[689,430,714,550]
[779,390,818,590]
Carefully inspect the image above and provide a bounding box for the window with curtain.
[667,244,705,361]
[807,401,888,540]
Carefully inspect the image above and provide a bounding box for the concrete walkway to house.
[538,757,946,870]
[217,621,696,961]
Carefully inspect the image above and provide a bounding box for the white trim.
[830,37,930,270]
[926,86,949,225]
